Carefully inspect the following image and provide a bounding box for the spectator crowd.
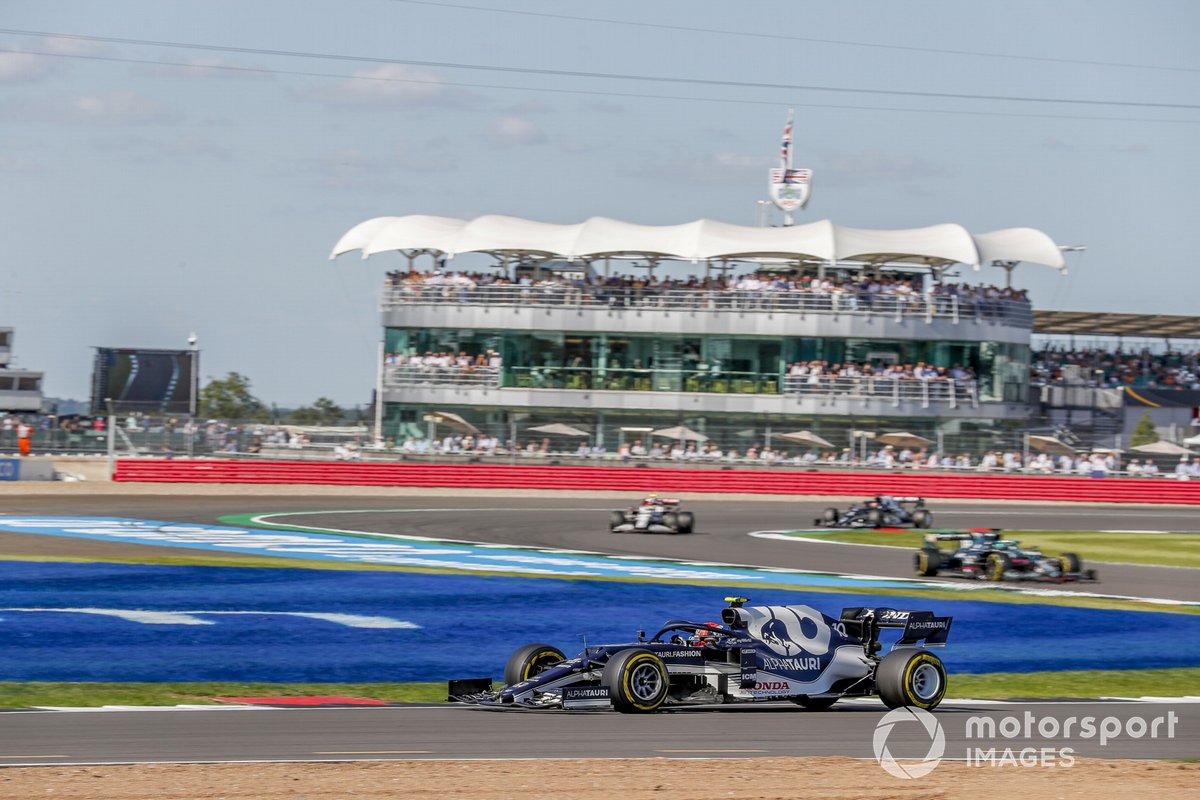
[384,267,1029,314]
[1032,347,1200,390]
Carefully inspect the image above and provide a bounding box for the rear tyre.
[790,695,839,710]
[912,509,933,529]
[866,508,884,527]
[503,643,566,687]
[1059,552,1081,574]
[602,649,670,713]
[914,547,942,577]
[876,649,947,710]
[821,507,839,524]
[609,511,626,532]
[676,511,695,534]
[985,552,1011,582]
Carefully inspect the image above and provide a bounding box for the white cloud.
[489,115,546,146]
[90,134,234,163]
[630,151,766,185]
[132,57,275,81]
[1040,137,1075,152]
[0,36,112,83]
[1115,142,1148,154]
[0,51,58,83]
[55,91,181,125]
[819,149,949,185]
[0,154,42,174]
[303,64,472,108]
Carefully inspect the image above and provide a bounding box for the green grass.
[0,681,450,708]
[3,668,1197,707]
[949,667,1200,699]
[793,529,1200,568]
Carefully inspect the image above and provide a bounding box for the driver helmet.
[644,493,660,504]
[690,622,722,646]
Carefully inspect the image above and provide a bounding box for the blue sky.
[2,1,1197,406]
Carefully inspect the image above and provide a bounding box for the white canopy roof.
[331,215,1065,270]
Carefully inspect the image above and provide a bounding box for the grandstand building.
[333,215,1066,452]
[0,327,44,412]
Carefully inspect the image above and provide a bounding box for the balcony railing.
[386,364,979,407]
[382,284,1032,327]
[783,375,978,408]
[385,366,501,388]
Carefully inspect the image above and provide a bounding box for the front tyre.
[876,649,947,710]
[602,649,670,713]
[985,552,1011,582]
[912,509,933,529]
[914,547,941,577]
[821,507,839,524]
[503,643,565,687]
[1059,552,1082,573]
[676,511,695,534]
[609,511,626,531]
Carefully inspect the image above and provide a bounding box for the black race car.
[449,597,953,713]
[610,495,694,534]
[914,530,1098,583]
[816,496,934,529]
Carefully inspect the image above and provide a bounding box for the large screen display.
[90,348,198,415]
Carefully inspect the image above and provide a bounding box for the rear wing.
[840,607,953,647]
[924,528,1001,544]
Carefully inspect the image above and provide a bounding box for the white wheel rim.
[629,663,663,701]
[911,662,942,701]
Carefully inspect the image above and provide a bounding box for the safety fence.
[114,459,1200,504]
[382,284,1033,327]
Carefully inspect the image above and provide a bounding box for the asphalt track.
[1,493,1198,765]
[0,495,1196,601]
[1,701,1196,763]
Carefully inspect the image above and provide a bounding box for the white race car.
[609,496,695,534]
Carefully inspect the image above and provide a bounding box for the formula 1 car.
[816,496,934,529]
[914,530,1098,582]
[448,597,952,713]
[609,495,695,534]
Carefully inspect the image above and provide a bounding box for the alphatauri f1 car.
[448,597,952,713]
[915,530,1098,582]
[609,495,695,534]
[816,496,934,529]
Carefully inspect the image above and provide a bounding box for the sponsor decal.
[880,610,911,622]
[751,606,831,657]
[753,681,791,691]
[656,649,705,659]
[760,655,821,672]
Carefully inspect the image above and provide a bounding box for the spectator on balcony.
[630,439,647,457]
[1141,459,1160,477]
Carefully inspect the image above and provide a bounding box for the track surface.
[0,495,1196,602]
[1,702,1196,763]
[261,499,1200,603]
[1,494,1199,764]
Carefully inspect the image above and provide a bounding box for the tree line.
[199,372,359,426]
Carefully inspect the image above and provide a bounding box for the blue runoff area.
[1,560,1198,683]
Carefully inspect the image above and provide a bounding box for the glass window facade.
[386,327,1028,401]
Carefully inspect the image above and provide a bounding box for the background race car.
[816,496,934,529]
[610,496,695,534]
[449,597,953,713]
[915,530,1098,582]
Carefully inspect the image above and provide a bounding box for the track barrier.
[113,459,1200,504]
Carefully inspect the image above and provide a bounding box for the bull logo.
[760,618,801,656]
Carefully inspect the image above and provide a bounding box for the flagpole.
[782,107,794,227]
